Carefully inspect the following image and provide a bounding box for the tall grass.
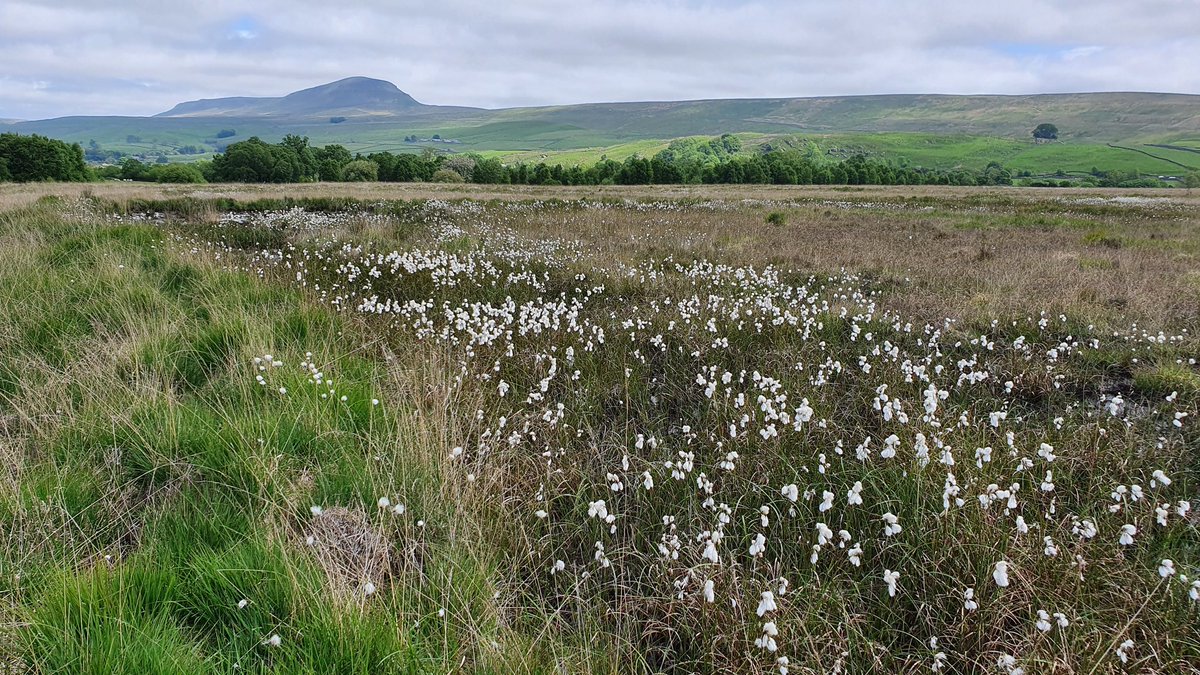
[1,189,1197,673]
[0,202,559,673]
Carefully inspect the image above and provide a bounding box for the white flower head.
[756,590,777,617]
[883,569,900,597]
[847,481,864,506]
[1159,559,1176,578]
[819,490,834,513]
[882,512,902,537]
[993,560,1010,587]
[1116,639,1134,664]
[749,533,767,557]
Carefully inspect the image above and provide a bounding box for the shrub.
[431,168,466,184]
[341,160,379,182]
[150,163,206,184]
[765,211,787,226]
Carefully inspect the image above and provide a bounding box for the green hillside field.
[4,90,1199,177]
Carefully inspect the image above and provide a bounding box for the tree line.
[2,131,1196,189]
[0,133,89,182]
[136,134,1016,187]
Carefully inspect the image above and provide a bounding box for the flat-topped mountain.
[155,77,447,119]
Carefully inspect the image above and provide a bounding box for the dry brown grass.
[498,196,1200,330]
[3,181,1200,211]
[7,181,1193,330]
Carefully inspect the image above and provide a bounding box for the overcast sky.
[1,0,1198,120]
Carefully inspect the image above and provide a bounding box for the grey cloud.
[1,0,1197,120]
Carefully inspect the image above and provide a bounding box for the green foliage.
[1185,172,1200,189]
[431,168,466,183]
[215,129,236,139]
[314,144,353,181]
[1033,123,1060,140]
[0,132,90,182]
[765,211,787,226]
[150,163,206,184]
[341,159,379,182]
[443,155,476,181]
[210,136,315,183]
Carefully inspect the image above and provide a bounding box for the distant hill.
[154,76,461,119]
[3,77,1199,175]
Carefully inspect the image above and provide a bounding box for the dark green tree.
[0,133,88,182]
[342,159,379,182]
[315,144,353,181]
[1033,123,1059,141]
[280,135,318,180]
[211,137,277,182]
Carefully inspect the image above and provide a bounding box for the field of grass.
[1,183,1198,673]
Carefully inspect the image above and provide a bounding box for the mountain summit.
[156,77,427,118]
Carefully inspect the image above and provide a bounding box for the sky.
[1,0,1198,120]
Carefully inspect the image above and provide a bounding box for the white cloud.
[1,0,1198,119]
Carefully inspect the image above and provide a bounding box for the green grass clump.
[1134,362,1200,400]
[0,202,536,673]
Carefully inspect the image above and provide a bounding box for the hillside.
[3,78,1199,175]
[154,76,474,119]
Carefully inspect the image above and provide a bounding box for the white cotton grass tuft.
[847,481,864,506]
[264,634,282,647]
[781,484,799,502]
[883,569,900,597]
[1116,639,1134,664]
[993,560,1010,587]
[756,590,777,617]
[819,491,834,513]
[749,533,767,557]
[754,621,779,652]
[881,512,902,537]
